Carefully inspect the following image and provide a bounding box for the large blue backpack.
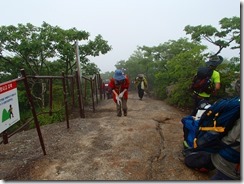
[192,96,240,163]
[183,96,240,171]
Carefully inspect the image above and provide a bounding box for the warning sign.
[0,81,20,133]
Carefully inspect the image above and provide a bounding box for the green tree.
[184,16,240,55]
[0,22,112,77]
[139,38,206,101]
[0,22,112,126]
[109,17,240,109]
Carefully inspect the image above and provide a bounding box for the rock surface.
[0,91,214,181]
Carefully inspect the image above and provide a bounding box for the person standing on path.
[108,69,130,117]
[191,55,223,116]
[134,74,148,100]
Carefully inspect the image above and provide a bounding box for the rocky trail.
[0,91,214,181]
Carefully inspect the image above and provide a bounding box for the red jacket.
[108,76,130,103]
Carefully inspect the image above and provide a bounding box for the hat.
[137,74,144,78]
[113,69,125,81]
[206,55,223,67]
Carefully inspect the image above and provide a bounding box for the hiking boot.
[124,110,127,116]
[117,111,122,117]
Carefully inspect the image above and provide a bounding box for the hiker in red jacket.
[108,69,130,117]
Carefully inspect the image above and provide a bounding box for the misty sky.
[1,0,240,72]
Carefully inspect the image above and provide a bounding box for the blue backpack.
[182,96,240,163]
[194,97,240,147]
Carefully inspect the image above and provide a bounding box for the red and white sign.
[0,81,20,133]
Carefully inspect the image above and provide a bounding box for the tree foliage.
[0,22,112,78]
[184,16,240,55]
[0,22,112,126]
[113,16,240,109]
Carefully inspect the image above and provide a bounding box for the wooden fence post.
[20,69,46,155]
[75,71,85,118]
[62,72,69,129]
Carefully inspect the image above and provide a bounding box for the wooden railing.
[0,69,104,155]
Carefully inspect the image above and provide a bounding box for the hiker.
[190,55,223,116]
[134,74,148,100]
[103,80,112,99]
[108,69,130,117]
[210,79,240,180]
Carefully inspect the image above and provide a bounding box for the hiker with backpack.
[181,79,240,180]
[190,55,223,116]
[134,74,148,100]
[108,69,130,117]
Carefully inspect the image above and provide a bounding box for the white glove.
[119,92,124,98]
[117,97,122,105]
[115,95,120,105]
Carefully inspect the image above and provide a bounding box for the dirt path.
[0,91,214,180]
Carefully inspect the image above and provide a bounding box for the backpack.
[182,97,240,171]
[193,97,240,152]
[191,66,214,93]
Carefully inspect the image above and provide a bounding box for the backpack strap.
[199,117,225,132]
